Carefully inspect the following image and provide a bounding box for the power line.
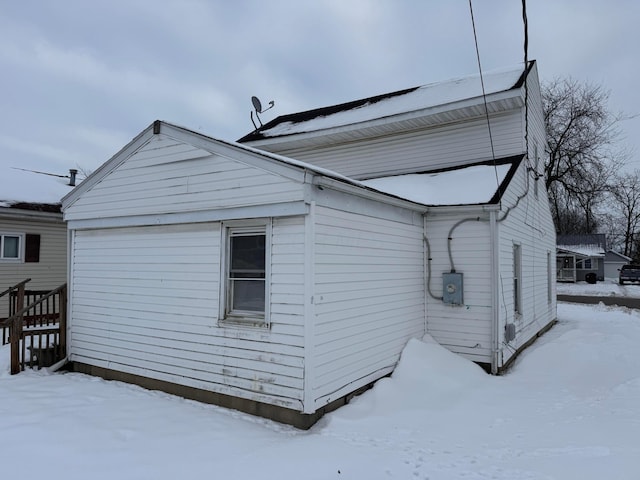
[468,0,501,207]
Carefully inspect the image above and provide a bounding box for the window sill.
[219,315,269,330]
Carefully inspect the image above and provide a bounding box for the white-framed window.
[220,220,270,327]
[0,233,23,261]
[547,251,552,304]
[534,143,539,199]
[513,243,522,315]
[576,258,597,270]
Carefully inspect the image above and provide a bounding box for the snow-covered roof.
[362,159,518,206]
[557,245,606,258]
[605,250,632,262]
[0,165,76,208]
[240,63,527,142]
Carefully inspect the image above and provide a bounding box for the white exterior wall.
[311,205,425,407]
[262,111,522,180]
[492,66,557,368]
[424,213,493,364]
[496,162,557,368]
[69,216,307,410]
[604,259,627,280]
[64,132,314,410]
[0,215,66,315]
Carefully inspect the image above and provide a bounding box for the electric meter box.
[443,272,464,305]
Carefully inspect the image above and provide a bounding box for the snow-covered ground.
[1,301,639,479]
[557,278,640,298]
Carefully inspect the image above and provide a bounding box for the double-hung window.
[576,258,596,270]
[222,222,269,326]
[513,243,522,315]
[1,234,22,261]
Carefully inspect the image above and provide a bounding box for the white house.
[556,234,606,282]
[241,60,557,373]
[61,61,556,428]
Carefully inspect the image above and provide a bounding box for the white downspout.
[302,200,316,413]
[423,215,428,335]
[490,210,500,374]
[66,228,74,362]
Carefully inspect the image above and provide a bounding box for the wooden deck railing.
[0,279,31,344]
[0,283,67,374]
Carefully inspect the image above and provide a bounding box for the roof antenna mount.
[250,95,275,130]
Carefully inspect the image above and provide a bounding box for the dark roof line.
[238,61,535,143]
[3,202,62,213]
[238,86,420,143]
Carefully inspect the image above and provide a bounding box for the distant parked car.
[619,264,640,285]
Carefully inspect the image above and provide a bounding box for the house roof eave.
[238,62,536,148]
[0,206,64,222]
[557,247,605,258]
[240,92,524,151]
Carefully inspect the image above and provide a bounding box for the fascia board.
[0,208,64,223]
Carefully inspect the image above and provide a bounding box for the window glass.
[513,244,522,315]
[228,231,266,316]
[2,235,20,259]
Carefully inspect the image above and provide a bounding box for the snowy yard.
[557,278,640,298]
[1,301,639,479]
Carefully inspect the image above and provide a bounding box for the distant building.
[556,234,606,282]
[0,168,74,316]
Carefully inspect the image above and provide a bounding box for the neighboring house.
[556,234,606,282]
[604,250,631,280]
[0,168,73,316]
[61,60,556,428]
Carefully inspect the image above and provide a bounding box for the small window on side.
[222,222,270,326]
[0,234,22,261]
[513,244,522,315]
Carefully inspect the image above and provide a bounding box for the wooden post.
[10,284,25,375]
[58,285,67,361]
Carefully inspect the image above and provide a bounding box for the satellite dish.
[252,96,263,113]
[250,95,275,130]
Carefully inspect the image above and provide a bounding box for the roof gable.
[62,122,319,220]
[557,234,607,258]
[605,250,631,262]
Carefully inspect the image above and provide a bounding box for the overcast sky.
[1,0,638,191]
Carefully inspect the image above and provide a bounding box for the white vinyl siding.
[262,112,523,180]
[496,159,557,368]
[65,135,305,222]
[311,206,424,406]
[70,218,307,410]
[424,213,493,363]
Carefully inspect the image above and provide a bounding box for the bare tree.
[609,171,640,258]
[542,78,626,233]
